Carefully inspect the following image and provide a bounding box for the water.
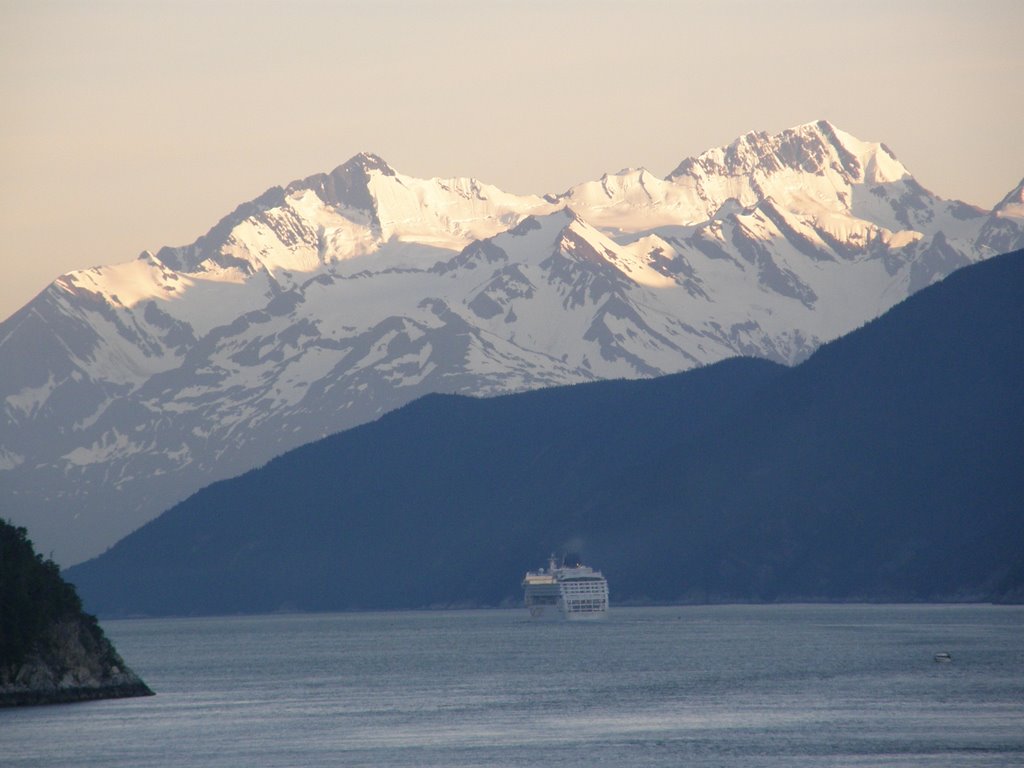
[3,605,1023,766]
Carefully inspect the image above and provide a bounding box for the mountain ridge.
[3,120,1023,565]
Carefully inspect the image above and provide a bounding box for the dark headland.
[0,519,153,707]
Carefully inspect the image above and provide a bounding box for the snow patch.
[63,430,138,466]
[5,374,57,418]
[0,448,24,470]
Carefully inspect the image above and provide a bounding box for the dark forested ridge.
[0,519,152,705]
[67,250,1024,615]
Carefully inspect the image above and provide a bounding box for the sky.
[1,0,1022,322]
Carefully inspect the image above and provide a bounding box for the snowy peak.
[669,120,908,187]
[562,166,709,231]
[659,120,913,226]
[470,207,635,272]
[289,152,395,214]
[340,151,397,176]
[817,121,908,185]
[153,185,289,274]
[563,167,664,209]
[138,121,922,290]
[140,154,558,294]
[455,206,679,303]
[994,178,1024,219]
[562,120,914,233]
[283,154,555,252]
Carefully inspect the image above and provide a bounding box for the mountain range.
[65,249,1024,615]
[3,120,1023,565]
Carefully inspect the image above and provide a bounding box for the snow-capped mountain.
[993,178,1024,220]
[3,120,1022,565]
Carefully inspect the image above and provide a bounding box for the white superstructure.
[522,555,609,620]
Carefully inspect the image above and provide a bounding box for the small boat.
[933,652,952,663]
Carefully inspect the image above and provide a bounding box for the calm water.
[3,605,1023,767]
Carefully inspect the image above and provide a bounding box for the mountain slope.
[66,249,1024,615]
[4,121,1023,565]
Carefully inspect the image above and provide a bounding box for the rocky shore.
[1,519,153,707]
[0,616,153,707]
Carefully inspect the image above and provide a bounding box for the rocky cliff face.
[0,519,152,706]
[0,617,153,707]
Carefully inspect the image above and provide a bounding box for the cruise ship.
[522,555,609,620]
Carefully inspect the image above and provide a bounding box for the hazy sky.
[2,0,1022,321]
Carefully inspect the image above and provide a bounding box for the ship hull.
[563,607,608,621]
[527,604,563,621]
[525,601,609,621]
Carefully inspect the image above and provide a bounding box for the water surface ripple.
[4,605,1022,766]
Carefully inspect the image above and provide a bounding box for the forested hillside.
[0,519,152,705]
